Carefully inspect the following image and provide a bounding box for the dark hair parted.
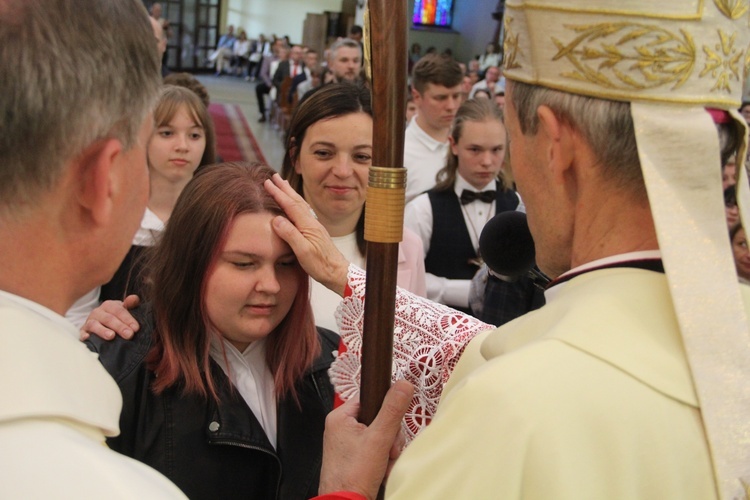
[146,162,319,401]
[281,82,372,256]
[153,85,217,168]
[411,53,464,94]
[434,98,510,192]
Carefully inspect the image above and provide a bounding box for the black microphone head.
[479,211,536,277]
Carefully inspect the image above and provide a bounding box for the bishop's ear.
[535,105,575,181]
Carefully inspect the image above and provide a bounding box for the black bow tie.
[460,189,495,205]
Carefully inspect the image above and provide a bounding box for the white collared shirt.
[209,337,278,448]
[405,175,522,308]
[132,207,164,246]
[403,118,450,203]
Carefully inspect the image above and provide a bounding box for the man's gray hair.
[329,38,362,58]
[0,0,162,209]
[508,80,643,196]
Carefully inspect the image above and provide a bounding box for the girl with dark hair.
[404,98,522,313]
[280,82,426,332]
[87,162,336,500]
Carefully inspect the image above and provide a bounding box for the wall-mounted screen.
[412,0,454,28]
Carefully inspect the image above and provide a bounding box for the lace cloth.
[330,265,494,443]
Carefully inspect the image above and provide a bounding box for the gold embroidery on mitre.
[714,0,749,19]
[700,29,743,92]
[552,23,695,90]
[503,16,522,70]
[744,42,750,79]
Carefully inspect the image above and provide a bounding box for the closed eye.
[232,261,256,269]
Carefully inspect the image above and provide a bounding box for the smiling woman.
[281,82,426,332]
[86,162,337,500]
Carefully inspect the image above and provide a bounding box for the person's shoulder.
[85,304,153,383]
[404,117,424,138]
[404,191,430,211]
[0,419,185,498]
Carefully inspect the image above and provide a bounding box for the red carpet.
[209,103,267,165]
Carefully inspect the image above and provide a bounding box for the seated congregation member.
[256,41,285,122]
[322,38,363,84]
[210,25,236,75]
[476,41,502,76]
[272,44,304,100]
[296,68,324,102]
[87,163,338,500]
[246,33,269,80]
[472,88,492,100]
[281,82,426,331]
[229,30,252,76]
[289,49,319,105]
[468,65,503,99]
[69,85,216,331]
[405,98,521,312]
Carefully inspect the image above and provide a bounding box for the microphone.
[479,211,550,288]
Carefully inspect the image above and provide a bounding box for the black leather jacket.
[87,305,339,500]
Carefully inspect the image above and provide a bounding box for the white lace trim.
[331,265,494,443]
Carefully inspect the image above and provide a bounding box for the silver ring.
[309,208,318,220]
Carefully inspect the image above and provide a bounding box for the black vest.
[424,187,519,285]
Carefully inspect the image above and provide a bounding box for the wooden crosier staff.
[358,0,408,429]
